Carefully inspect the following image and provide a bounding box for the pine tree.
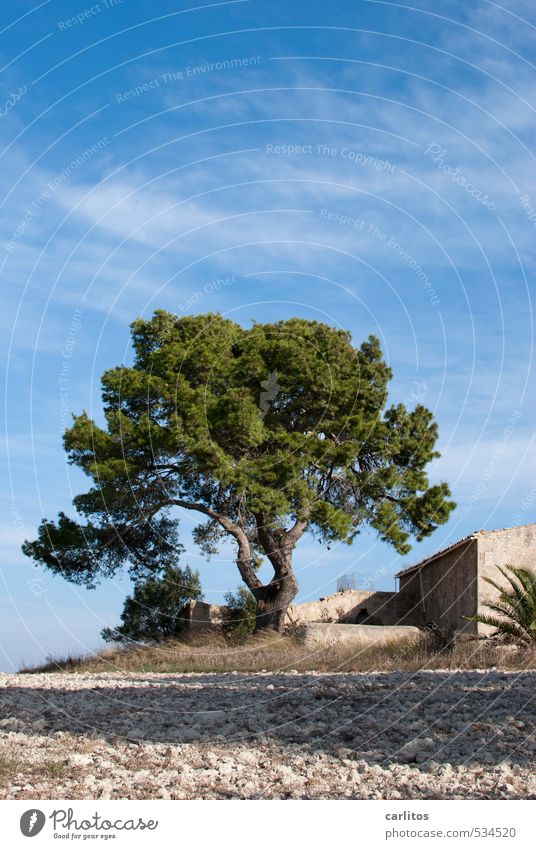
[23,312,455,632]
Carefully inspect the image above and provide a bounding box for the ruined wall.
[476,524,536,636]
[285,589,414,627]
[180,600,226,630]
[180,589,414,631]
[398,539,479,637]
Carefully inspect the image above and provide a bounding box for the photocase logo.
[259,370,280,419]
[20,809,46,837]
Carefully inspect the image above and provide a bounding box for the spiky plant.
[466,564,536,645]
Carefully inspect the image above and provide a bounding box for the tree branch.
[169,498,261,588]
[286,517,309,544]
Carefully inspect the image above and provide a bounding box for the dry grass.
[42,760,67,779]
[0,753,20,776]
[18,630,536,675]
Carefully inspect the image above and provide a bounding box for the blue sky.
[1,0,535,670]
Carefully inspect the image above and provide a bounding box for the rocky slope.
[0,670,534,799]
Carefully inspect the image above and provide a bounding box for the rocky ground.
[0,669,535,799]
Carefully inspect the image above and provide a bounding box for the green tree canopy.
[101,564,203,644]
[23,311,455,631]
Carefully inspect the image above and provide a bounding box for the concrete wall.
[296,623,424,648]
[398,539,479,637]
[476,524,536,636]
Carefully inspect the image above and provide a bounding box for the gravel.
[0,669,535,799]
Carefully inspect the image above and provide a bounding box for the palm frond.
[475,563,536,645]
[469,613,529,642]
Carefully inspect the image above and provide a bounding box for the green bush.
[222,585,256,641]
[102,564,203,644]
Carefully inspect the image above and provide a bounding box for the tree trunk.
[241,513,306,634]
[251,571,299,633]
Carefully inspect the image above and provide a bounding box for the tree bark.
[251,516,304,632]
[251,571,299,632]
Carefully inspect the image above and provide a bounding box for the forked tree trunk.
[172,502,306,634]
[251,571,299,633]
[230,513,307,634]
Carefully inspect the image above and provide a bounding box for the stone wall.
[398,539,479,637]
[397,523,536,638]
[179,589,416,632]
[180,600,226,630]
[285,589,415,627]
[476,524,536,636]
[179,588,421,633]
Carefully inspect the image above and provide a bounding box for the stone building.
[179,523,536,639]
[395,523,536,637]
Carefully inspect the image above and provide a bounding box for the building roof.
[394,522,536,579]
[395,533,478,579]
